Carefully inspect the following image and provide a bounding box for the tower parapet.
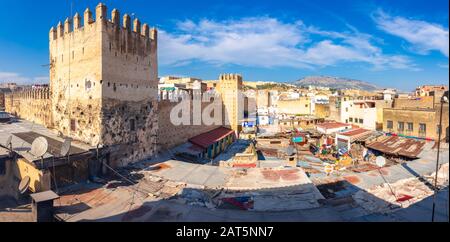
[56,21,63,38]
[112,9,120,26]
[73,13,81,30]
[5,88,51,100]
[84,8,93,25]
[134,18,141,34]
[49,27,56,41]
[96,2,107,21]
[150,28,157,41]
[64,18,71,34]
[219,73,243,82]
[123,14,131,30]
[49,2,157,43]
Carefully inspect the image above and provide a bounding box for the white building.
[339,100,377,130]
[309,92,330,115]
[382,89,397,101]
[335,128,373,152]
[316,122,353,135]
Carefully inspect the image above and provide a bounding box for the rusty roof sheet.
[340,128,371,137]
[366,136,426,158]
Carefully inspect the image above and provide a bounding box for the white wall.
[339,100,377,130]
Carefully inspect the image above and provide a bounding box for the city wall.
[4,88,53,127]
[157,91,221,151]
[0,92,5,109]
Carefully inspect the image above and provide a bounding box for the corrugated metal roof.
[366,136,426,158]
[340,128,370,137]
[189,127,235,149]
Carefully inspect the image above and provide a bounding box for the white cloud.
[159,17,416,71]
[373,10,449,57]
[438,63,449,69]
[0,71,48,84]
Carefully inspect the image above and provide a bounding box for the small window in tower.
[70,119,76,131]
[82,47,85,55]
[72,51,74,59]
[130,119,136,131]
[109,43,112,52]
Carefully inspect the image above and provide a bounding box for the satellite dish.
[60,138,72,157]
[30,137,48,158]
[376,156,386,168]
[5,135,12,149]
[18,176,31,194]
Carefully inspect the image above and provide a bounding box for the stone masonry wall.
[102,98,158,167]
[157,97,221,151]
[5,88,53,127]
[48,3,159,167]
[0,92,5,109]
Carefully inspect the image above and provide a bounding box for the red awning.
[189,127,235,149]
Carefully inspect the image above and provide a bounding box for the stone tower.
[49,3,159,166]
[217,74,244,134]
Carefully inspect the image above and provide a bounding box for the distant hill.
[292,76,381,91]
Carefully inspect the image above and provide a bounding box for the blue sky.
[0,0,448,91]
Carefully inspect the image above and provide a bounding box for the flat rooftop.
[316,122,351,130]
[0,119,93,163]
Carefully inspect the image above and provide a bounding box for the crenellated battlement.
[158,89,192,103]
[158,89,221,103]
[49,2,157,42]
[219,73,243,81]
[4,87,53,127]
[5,88,51,100]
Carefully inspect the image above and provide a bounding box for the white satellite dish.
[18,176,31,194]
[30,137,48,158]
[60,138,72,157]
[376,156,386,168]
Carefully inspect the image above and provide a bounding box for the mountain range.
[291,76,381,91]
